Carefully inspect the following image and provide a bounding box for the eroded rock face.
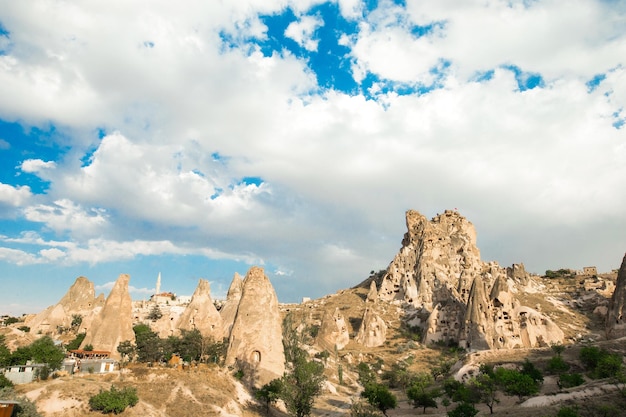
[27,276,102,336]
[315,308,350,352]
[379,209,565,351]
[366,280,378,303]
[355,307,387,348]
[177,279,224,341]
[606,253,626,339]
[220,272,244,338]
[81,274,135,359]
[225,267,285,387]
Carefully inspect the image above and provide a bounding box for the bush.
[579,346,623,379]
[89,386,138,414]
[66,333,86,351]
[556,406,580,417]
[0,374,14,388]
[547,356,570,374]
[557,372,584,389]
[447,402,478,417]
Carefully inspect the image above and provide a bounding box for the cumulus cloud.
[0,183,32,208]
[20,159,56,174]
[0,0,624,309]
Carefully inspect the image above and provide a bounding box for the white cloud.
[285,15,323,52]
[0,183,32,207]
[20,159,56,174]
[22,199,108,238]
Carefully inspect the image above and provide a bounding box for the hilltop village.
[1,209,625,417]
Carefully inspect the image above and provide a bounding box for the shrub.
[0,374,13,388]
[556,406,580,417]
[17,326,30,333]
[66,333,86,351]
[547,356,570,374]
[557,372,584,389]
[447,402,478,417]
[89,386,138,414]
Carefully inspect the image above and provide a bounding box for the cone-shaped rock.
[461,276,492,351]
[220,272,244,338]
[225,267,285,387]
[606,253,626,339]
[366,280,378,303]
[81,274,134,359]
[315,308,350,352]
[177,279,224,341]
[355,307,387,347]
[27,276,99,335]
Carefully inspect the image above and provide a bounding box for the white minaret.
[156,272,161,295]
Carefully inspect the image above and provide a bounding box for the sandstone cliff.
[177,279,224,341]
[355,307,387,348]
[606,253,626,339]
[225,267,285,387]
[81,274,135,359]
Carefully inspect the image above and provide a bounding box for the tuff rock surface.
[81,274,135,359]
[27,276,104,336]
[606,253,626,339]
[355,307,387,348]
[315,307,350,352]
[379,209,564,350]
[220,272,244,338]
[177,279,224,341]
[225,267,285,387]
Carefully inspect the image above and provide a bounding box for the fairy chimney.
[355,307,387,347]
[315,308,350,352]
[220,272,244,338]
[81,274,135,359]
[225,267,285,387]
[177,279,224,341]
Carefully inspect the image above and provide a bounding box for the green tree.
[89,386,138,414]
[29,336,65,370]
[70,314,83,331]
[0,374,14,388]
[356,362,377,387]
[495,367,540,401]
[350,399,380,417]
[467,371,499,414]
[66,333,86,351]
[551,343,565,357]
[147,304,163,321]
[0,335,11,367]
[133,324,162,362]
[547,355,570,375]
[447,402,478,417]
[117,340,136,368]
[520,359,543,384]
[255,378,283,415]
[406,373,440,414]
[280,356,325,417]
[556,406,580,417]
[9,346,32,366]
[557,372,584,389]
[361,383,397,417]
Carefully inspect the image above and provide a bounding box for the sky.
[0,0,625,316]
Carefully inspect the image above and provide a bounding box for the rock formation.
[355,307,387,347]
[606,253,626,339]
[366,280,378,303]
[378,209,565,350]
[315,308,350,352]
[225,267,285,387]
[220,272,244,338]
[81,274,135,359]
[177,279,224,341]
[26,276,104,335]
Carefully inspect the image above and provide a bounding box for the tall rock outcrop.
[27,276,103,335]
[225,267,285,387]
[315,308,350,352]
[220,272,244,338]
[177,279,224,341]
[379,209,565,351]
[355,308,387,348]
[366,280,378,303]
[606,253,626,339]
[81,274,135,359]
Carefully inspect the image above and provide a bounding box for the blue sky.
[0,0,625,315]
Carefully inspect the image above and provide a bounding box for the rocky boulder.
[225,267,285,387]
